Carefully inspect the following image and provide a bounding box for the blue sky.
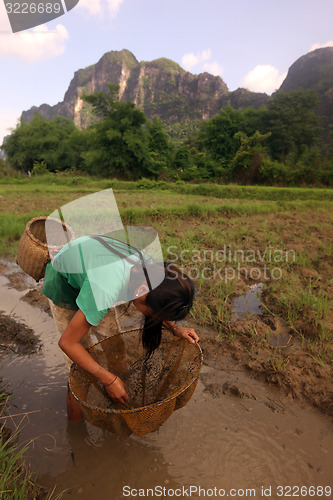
[0,0,332,145]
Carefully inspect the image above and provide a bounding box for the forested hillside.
[1,48,332,186]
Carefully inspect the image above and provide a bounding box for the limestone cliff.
[21,49,266,126]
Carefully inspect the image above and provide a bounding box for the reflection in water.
[0,267,333,500]
[231,283,264,321]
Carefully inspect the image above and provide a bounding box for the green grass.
[273,277,331,339]
[0,174,332,483]
[0,213,40,256]
[1,174,333,200]
[0,174,332,377]
[2,176,331,257]
[175,183,333,201]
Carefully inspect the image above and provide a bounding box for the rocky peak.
[21,49,233,126]
[17,47,333,143]
[280,47,333,93]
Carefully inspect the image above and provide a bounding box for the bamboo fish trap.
[69,329,203,437]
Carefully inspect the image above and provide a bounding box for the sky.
[0,0,332,145]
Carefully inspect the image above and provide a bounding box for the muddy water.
[231,283,263,321]
[0,267,332,500]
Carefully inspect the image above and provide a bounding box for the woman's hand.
[58,310,129,405]
[173,325,199,344]
[103,375,129,406]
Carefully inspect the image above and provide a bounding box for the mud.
[0,262,332,499]
[0,312,41,355]
[195,317,333,416]
[21,288,51,315]
[2,256,333,416]
[1,262,332,415]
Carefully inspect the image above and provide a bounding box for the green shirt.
[42,236,140,326]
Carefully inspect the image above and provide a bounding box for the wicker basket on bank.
[16,216,75,281]
[69,329,203,437]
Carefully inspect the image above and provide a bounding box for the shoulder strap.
[91,235,153,292]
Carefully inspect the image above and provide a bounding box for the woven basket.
[69,329,203,437]
[16,216,75,281]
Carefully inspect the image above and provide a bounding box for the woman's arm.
[58,309,129,405]
[163,320,199,344]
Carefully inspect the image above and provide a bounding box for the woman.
[42,234,199,419]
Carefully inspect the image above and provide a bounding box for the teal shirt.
[42,236,140,326]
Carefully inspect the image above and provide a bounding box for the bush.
[137,178,158,190]
[259,159,290,185]
[31,160,48,176]
[0,159,19,178]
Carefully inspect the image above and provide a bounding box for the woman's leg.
[66,383,84,422]
[49,301,84,421]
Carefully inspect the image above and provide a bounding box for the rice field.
[0,174,332,410]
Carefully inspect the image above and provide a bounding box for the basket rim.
[26,216,75,250]
[69,328,203,415]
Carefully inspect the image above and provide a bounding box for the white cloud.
[78,0,102,16]
[182,50,224,77]
[106,0,124,17]
[182,53,199,71]
[78,0,124,18]
[0,24,68,62]
[0,3,10,32]
[203,61,223,77]
[241,65,287,94]
[309,40,333,51]
[181,49,211,71]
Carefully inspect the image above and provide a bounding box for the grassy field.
[0,175,332,413]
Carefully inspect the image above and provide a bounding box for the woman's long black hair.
[141,262,195,357]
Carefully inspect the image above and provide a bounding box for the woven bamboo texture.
[16,216,75,281]
[69,329,203,437]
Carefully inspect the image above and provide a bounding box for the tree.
[263,90,321,161]
[147,118,172,160]
[196,106,266,179]
[198,106,245,165]
[82,84,163,179]
[3,115,77,172]
[231,130,271,184]
[146,118,173,178]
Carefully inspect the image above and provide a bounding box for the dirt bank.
[197,320,333,416]
[0,312,41,355]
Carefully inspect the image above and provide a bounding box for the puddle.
[0,267,333,499]
[231,283,264,321]
[267,319,291,348]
